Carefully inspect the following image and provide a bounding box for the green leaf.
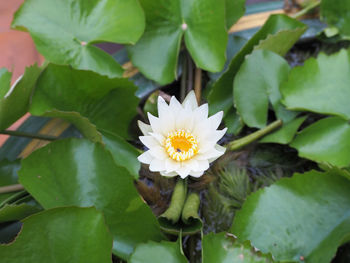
[0,68,12,98]
[224,108,244,135]
[18,139,164,259]
[202,233,274,263]
[225,0,246,29]
[128,0,228,84]
[0,203,41,223]
[12,0,145,78]
[0,160,21,204]
[0,207,113,262]
[281,49,350,120]
[30,64,139,139]
[234,49,295,128]
[208,14,306,116]
[260,116,307,144]
[290,117,350,167]
[321,0,350,38]
[130,240,187,263]
[0,65,41,131]
[102,132,140,179]
[231,170,350,263]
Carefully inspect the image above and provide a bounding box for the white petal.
[149,132,165,144]
[189,171,204,178]
[165,158,181,173]
[138,151,153,164]
[208,111,223,130]
[182,90,197,110]
[160,171,178,177]
[176,165,191,178]
[139,136,160,149]
[210,128,227,142]
[138,120,152,136]
[175,108,194,131]
[184,159,199,171]
[149,158,165,172]
[208,144,226,163]
[196,159,209,171]
[147,113,162,134]
[149,146,168,160]
[196,144,226,161]
[169,95,183,111]
[157,96,169,118]
[194,103,208,120]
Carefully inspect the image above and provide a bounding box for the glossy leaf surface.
[234,49,294,128]
[18,139,164,259]
[202,233,274,263]
[208,14,306,115]
[130,240,187,263]
[282,49,350,120]
[128,0,228,84]
[0,65,41,131]
[225,0,246,29]
[231,170,350,263]
[290,117,350,167]
[0,207,113,263]
[12,0,145,77]
[30,64,139,139]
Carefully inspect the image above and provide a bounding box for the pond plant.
[1,0,350,262]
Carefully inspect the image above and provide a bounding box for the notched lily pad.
[12,0,145,78]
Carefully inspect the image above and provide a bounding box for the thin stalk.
[227,119,283,151]
[186,53,193,93]
[292,0,320,19]
[0,190,28,208]
[0,130,58,141]
[0,184,25,194]
[194,68,202,104]
[180,54,188,102]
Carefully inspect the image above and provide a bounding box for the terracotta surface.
[0,0,43,147]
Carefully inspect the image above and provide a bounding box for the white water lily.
[138,91,227,178]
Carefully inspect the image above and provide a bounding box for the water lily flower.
[138,91,226,178]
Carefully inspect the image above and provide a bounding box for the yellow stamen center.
[165,129,198,162]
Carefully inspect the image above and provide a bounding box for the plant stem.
[180,53,188,102]
[227,119,283,151]
[194,68,202,104]
[0,130,58,141]
[160,179,187,224]
[0,184,25,194]
[186,53,193,93]
[292,0,320,19]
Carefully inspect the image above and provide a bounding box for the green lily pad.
[234,49,295,128]
[208,14,306,116]
[130,240,187,263]
[231,170,350,263]
[18,139,164,259]
[202,233,274,263]
[0,207,113,262]
[290,117,350,167]
[128,0,229,84]
[30,64,139,139]
[225,0,246,29]
[281,49,350,120]
[102,132,140,179]
[260,116,307,144]
[12,0,145,78]
[321,0,350,38]
[0,68,12,98]
[0,65,42,131]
